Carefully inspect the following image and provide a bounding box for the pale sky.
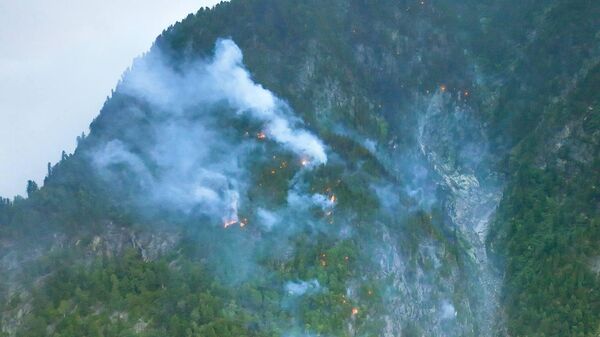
[0,0,224,198]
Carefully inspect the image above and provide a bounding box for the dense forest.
[1,0,599,336]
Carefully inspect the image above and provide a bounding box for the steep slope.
[1,1,599,336]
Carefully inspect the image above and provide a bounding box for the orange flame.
[257,131,266,140]
[352,307,359,316]
[223,219,238,228]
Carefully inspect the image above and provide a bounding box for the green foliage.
[17,249,270,337]
[493,60,600,337]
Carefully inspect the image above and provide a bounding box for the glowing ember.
[351,307,359,316]
[223,191,239,228]
[329,195,336,203]
[257,131,266,140]
[301,158,310,166]
[464,90,469,96]
[440,84,447,92]
[223,219,238,228]
[240,218,249,227]
[271,169,276,175]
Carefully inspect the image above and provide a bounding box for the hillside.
[1,1,599,336]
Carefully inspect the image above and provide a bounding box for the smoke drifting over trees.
[1,1,599,337]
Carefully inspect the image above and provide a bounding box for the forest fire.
[301,158,310,166]
[224,217,248,229]
[223,191,239,228]
[257,131,266,139]
[351,307,359,316]
[223,219,238,228]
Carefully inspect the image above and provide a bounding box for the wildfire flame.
[223,219,238,228]
[257,131,266,140]
[352,307,359,316]
[301,158,310,167]
[223,190,239,228]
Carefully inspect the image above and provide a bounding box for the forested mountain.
[1,1,599,336]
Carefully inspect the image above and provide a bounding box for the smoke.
[285,279,321,296]
[121,38,326,164]
[92,38,327,225]
[256,207,279,231]
[287,191,336,212]
[440,300,457,320]
[89,37,497,337]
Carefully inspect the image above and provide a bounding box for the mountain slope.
[1,1,599,336]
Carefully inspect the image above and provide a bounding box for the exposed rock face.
[418,93,505,336]
[0,223,180,336]
[365,91,506,336]
[88,222,180,261]
[376,225,465,337]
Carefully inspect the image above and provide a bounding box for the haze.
[0,0,223,198]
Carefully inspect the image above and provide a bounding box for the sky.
[0,0,224,198]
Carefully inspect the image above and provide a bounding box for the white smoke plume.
[256,207,279,231]
[92,38,327,225]
[122,38,327,164]
[285,279,321,296]
[440,300,457,320]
